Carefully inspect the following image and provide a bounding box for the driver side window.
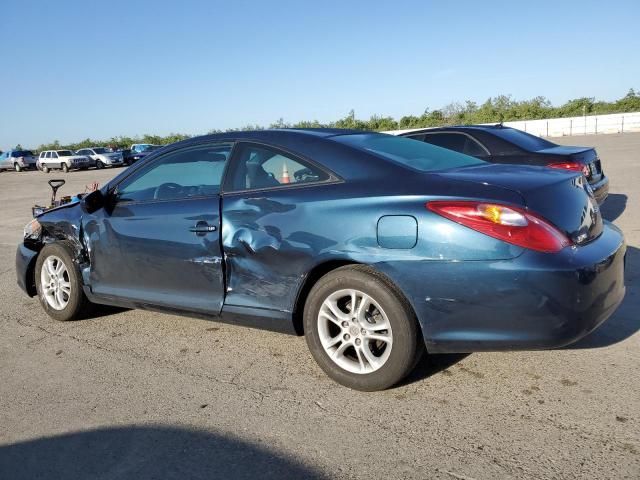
[116,143,232,203]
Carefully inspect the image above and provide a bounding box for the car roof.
[167,128,374,155]
[203,128,367,140]
[395,124,510,135]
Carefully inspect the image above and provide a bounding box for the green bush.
[36,89,639,152]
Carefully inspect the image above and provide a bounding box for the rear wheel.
[35,242,92,321]
[14,163,21,172]
[42,165,49,173]
[304,265,423,391]
[61,163,69,173]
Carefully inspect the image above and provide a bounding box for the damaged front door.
[86,143,232,315]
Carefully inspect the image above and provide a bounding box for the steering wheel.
[153,182,181,200]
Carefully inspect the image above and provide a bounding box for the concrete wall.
[498,111,640,137]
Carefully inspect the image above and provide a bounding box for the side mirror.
[81,189,105,214]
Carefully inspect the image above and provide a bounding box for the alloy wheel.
[40,256,71,310]
[317,289,393,374]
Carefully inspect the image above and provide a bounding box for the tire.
[14,163,21,172]
[42,165,49,173]
[96,160,104,169]
[304,265,423,391]
[35,242,92,321]
[61,163,69,173]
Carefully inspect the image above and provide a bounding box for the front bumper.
[378,222,626,353]
[16,243,39,297]
[101,158,124,167]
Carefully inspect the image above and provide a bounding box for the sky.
[1,0,639,149]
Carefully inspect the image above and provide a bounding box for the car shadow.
[0,425,326,480]
[600,193,627,222]
[566,245,639,349]
[77,304,130,321]
[397,352,470,388]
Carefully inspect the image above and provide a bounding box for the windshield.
[133,144,153,152]
[11,150,34,157]
[146,145,161,152]
[57,150,74,157]
[333,133,485,172]
[92,147,108,154]
[489,127,556,151]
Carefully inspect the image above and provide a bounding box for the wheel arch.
[292,260,359,335]
[22,251,39,297]
[292,260,424,343]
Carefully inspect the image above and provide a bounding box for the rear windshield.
[333,133,485,172]
[489,127,556,151]
[57,150,74,157]
[11,150,34,157]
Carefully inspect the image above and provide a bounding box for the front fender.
[16,244,39,296]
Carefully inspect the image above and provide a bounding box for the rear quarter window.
[334,133,485,172]
[489,128,556,152]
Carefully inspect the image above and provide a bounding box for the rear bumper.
[591,175,609,205]
[16,243,39,297]
[378,222,626,353]
[18,161,38,170]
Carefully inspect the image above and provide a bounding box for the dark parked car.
[398,125,609,204]
[118,149,134,165]
[122,145,162,165]
[17,129,625,391]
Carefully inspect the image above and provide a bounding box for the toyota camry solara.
[16,129,626,391]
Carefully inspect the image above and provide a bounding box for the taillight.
[426,201,572,253]
[548,162,590,177]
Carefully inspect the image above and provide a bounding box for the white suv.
[76,147,124,169]
[38,150,91,173]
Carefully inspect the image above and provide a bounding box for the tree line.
[35,89,640,151]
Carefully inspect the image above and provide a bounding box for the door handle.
[189,221,217,236]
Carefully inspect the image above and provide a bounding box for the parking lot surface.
[1,134,638,479]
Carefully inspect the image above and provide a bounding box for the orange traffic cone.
[281,162,290,184]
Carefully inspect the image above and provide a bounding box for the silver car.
[76,147,124,169]
[0,149,38,172]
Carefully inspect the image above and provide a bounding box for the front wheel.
[35,242,92,321]
[96,160,104,169]
[304,265,423,391]
[61,163,69,173]
[42,165,49,173]
[14,163,22,172]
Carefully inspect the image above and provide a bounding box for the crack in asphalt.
[0,268,13,277]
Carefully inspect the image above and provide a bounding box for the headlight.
[24,219,42,240]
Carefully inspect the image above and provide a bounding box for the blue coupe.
[16,129,626,390]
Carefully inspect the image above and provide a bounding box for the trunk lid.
[537,145,603,183]
[439,163,603,245]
